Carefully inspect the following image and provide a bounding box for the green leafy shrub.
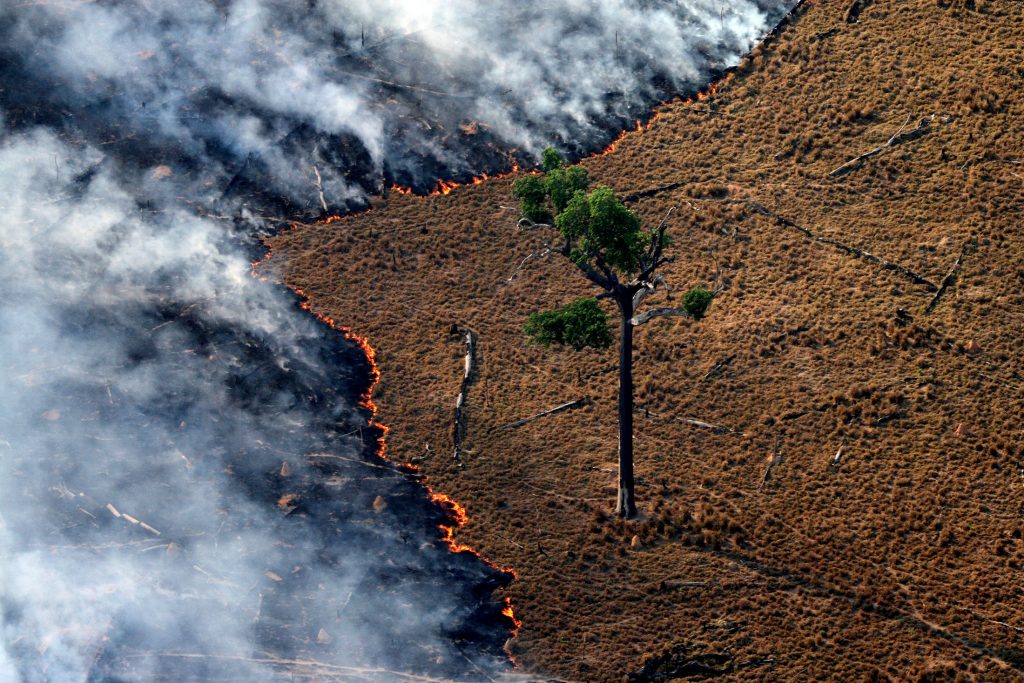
[682,285,713,320]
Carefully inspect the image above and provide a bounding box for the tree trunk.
[615,294,638,519]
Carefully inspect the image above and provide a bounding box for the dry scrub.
[269,0,1024,680]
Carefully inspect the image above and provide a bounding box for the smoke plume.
[0,1,794,681]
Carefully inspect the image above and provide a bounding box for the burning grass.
[269,0,1024,679]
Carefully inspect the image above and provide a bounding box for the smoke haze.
[0,1,795,680]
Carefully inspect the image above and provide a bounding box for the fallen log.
[967,609,1024,635]
[924,239,976,314]
[702,354,736,381]
[451,329,476,461]
[682,418,742,435]
[759,438,782,490]
[636,405,744,435]
[745,202,938,290]
[498,398,589,430]
[829,441,846,469]
[829,113,952,177]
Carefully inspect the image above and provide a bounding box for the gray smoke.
[0,1,796,681]
[1,0,793,209]
[0,126,514,682]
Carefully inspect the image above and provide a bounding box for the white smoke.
[2,0,792,207]
[0,1,797,680]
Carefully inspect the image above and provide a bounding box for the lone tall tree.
[514,149,714,519]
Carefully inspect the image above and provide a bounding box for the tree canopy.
[525,297,613,351]
[512,146,717,518]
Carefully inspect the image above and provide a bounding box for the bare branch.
[517,217,554,231]
[451,329,476,462]
[497,398,589,430]
[637,254,674,284]
[924,239,976,314]
[505,246,553,283]
[632,274,668,309]
[644,206,676,265]
[630,306,692,326]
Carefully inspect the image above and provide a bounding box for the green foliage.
[555,185,646,274]
[682,285,713,320]
[541,146,564,173]
[513,148,589,220]
[524,297,613,351]
[546,165,589,213]
[512,174,551,223]
[555,190,590,241]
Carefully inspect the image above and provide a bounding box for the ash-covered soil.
[270,0,1024,680]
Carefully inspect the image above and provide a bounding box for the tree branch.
[643,207,676,268]
[630,306,692,326]
[517,217,554,231]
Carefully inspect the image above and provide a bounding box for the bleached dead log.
[702,354,736,381]
[924,239,976,314]
[967,609,1024,635]
[829,441,846,469]
[829,114,952,177]
[759,439,782,490]
[451,329,476,462]
[682,418,741,435]
[312,164,328,214]
[498,398,588,430]
[636,406,744,436]
[517,217,553,231]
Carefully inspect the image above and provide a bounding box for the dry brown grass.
[267,0,1024,680]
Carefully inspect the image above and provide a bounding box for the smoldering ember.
[2,1,1022,682]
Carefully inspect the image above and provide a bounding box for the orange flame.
[501,596,522,628]
[433,179,459,195]
[251,237,519,642]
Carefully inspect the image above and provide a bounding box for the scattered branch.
[924,239,976,314]
[829,114,953,177]
[966,609,1024,635]
[498,398,589,430]
[745,202,938,290]
[759,438,782,490]
[702,354,736,381]
[637,405,744,436]
[517,217,553,231]
[829,440,846,469]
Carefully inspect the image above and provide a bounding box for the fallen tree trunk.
[759,439,782,490]
[924,239,976,314]
[498,398,589,430]
[451,329,476,461]
[745,202,938,290]
[829,113,952,177]
[702,354,737,381]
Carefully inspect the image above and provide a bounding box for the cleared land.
[267,0,1024,679]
